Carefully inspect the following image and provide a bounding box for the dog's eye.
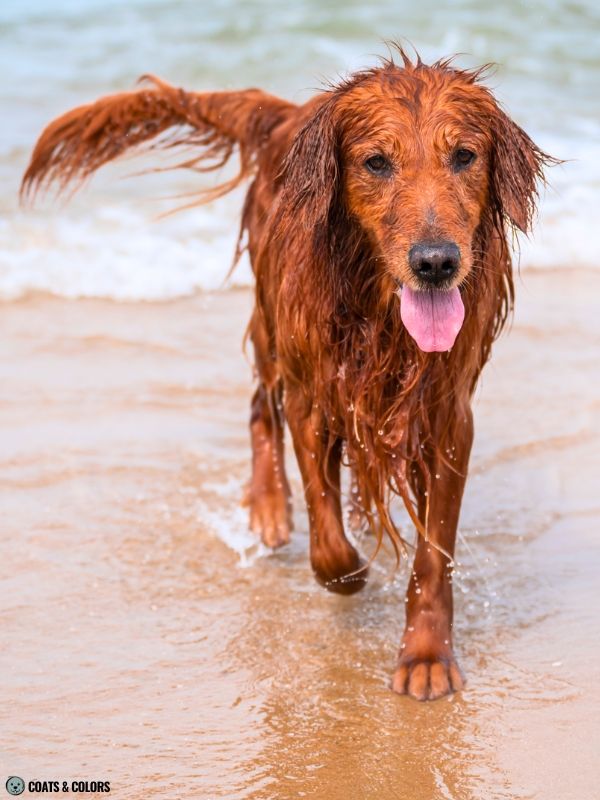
[364,154,391,176]
[453,148,476,171]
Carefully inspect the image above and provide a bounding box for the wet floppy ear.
[491,108,552,233]
[279,97,340,230]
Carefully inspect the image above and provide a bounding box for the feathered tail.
[20,75,294,202]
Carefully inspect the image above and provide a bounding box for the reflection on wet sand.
[1,270,599,799]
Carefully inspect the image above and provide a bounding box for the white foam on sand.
[196,475,270,567]
[0,193,254,301]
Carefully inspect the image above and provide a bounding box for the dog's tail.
[20,75,294,204]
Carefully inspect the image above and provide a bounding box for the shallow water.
[1,274,599,799]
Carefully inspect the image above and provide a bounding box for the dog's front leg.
[285,391,367,595]
[392,405,473,700]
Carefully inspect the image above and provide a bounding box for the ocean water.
[1,0,598,300]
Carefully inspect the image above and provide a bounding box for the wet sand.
[1,270,599,799]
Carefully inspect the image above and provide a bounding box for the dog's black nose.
[409,241,460,286]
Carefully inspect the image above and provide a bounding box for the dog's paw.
[249,491,292,549]
[311,542,368,595]
[391,655,464,701]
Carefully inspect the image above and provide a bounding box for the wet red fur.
[22,49,555,700]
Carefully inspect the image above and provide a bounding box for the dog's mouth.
[398,284,465,353]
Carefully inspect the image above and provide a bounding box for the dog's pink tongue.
[400,286,465,352]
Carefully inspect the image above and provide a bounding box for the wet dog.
[22,49,553,699]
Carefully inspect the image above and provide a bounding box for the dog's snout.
[409,241,461,286]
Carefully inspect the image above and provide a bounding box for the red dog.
[22,50,553,700]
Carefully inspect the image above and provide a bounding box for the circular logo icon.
[5,777,25,796]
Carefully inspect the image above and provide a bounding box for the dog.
[22,49,554,700]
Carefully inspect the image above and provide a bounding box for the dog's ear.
[490,108,554,233]
[278,96,340,232]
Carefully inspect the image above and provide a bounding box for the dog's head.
[282,54,554,352]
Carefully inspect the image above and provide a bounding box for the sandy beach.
[1,266,598,799]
